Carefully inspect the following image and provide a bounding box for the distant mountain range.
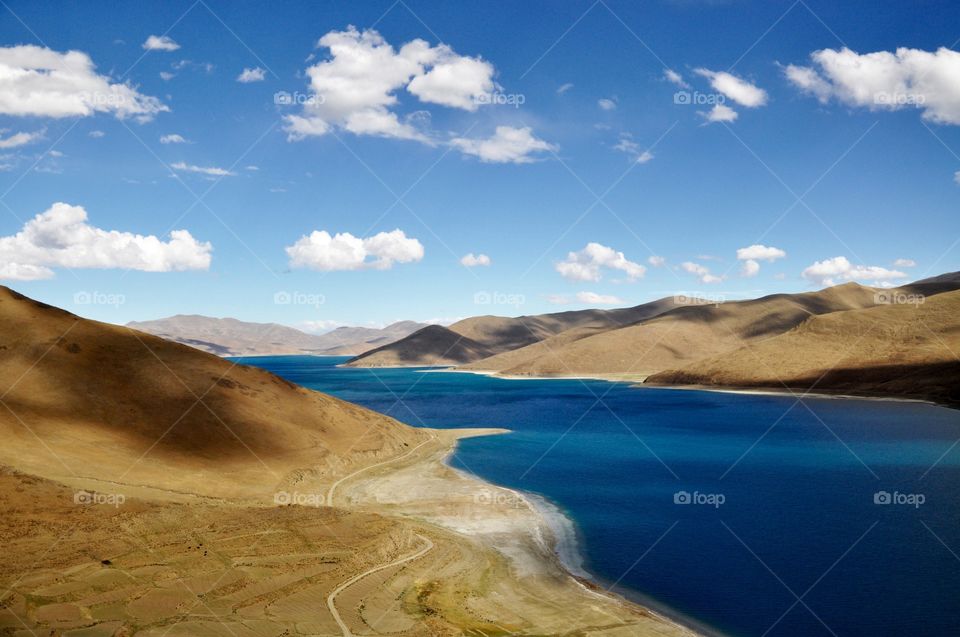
[347,272,960,406]
[126,315,426,357]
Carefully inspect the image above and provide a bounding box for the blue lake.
[235,355,960,637]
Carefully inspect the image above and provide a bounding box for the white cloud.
[236,67,266,83]
[613,134,654,163]
[88,130,105,138]
[407,52,495,110]
[142,35,180,52]
[159,71,175,81]
[286,228,423,271]
[576,291,624,305]
[283,27,495,142]
[893,258,916,268]
[245,165,259,171]
[298,319,341,334]
[0,129,43,149]
[556,242,646,282]
[737,244,787,261]
[954,170,960,184]
[557,82,574,94]
[801,256,908,287]
[701,103,738,123]
[0,45,167,120]
[598,98,617,111]
[785,47,960,125]
[664,69,690,89]
[736,244,785,277]
[171,161,235,177]
[648,255,666,267]
[451,126,555,164]
[681,261,723,284]
[0,202,211,280]
[460,252,491,267]
[694,68,768,107]
[740,259,760,277]
[160,133,187,144]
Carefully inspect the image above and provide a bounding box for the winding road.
[326,436,434,506]
[326,533,435,637]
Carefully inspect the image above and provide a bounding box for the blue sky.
[0,0,958,330]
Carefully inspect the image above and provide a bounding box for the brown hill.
[346,324,496,367]
[0,287,426,500]
[127,314,425,356]
[481,282,885,378]
[648,288,960,405]
[347,297,683,368]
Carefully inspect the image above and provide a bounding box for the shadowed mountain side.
[647,289,960,406]
[348,296,684,368]
[480,283,887,378]
[345,324,496,367]
[0,287,426,500]
[127,315,426,357]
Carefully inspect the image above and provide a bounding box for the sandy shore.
[330,427,702,637]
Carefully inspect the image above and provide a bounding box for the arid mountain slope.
[346,324,496,367]
[128,314,424,356]
[348,296,682,367]
[482,283,883,377]
[0,287,426,499]
[648,288,960,405]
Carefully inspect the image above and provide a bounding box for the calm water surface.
[235,355,960,637]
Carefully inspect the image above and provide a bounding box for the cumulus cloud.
[893,258,916,268]
[236,67,266,83]
[785,47,960,124]
[648,255,666,267]
[736,244,786,277]
[664,69,690,89]
[556,242,646,282]
[801,256,908,287]
[160,133,187,144]
[598,98,617,111]
[283,27,495,142]
[460,252,490,267]
[451,126,555,163]
[0,45,167,120]
[286,228,423,271]
[681,261,723,284]
[0,129,43,149]
[171,161,235,177]
[701,103,738,123]
[694,68,768,107]
[142,35,180,52]
[557,82,574,94]
[0,202,211,280]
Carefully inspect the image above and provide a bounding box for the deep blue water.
[234,355,960,637]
